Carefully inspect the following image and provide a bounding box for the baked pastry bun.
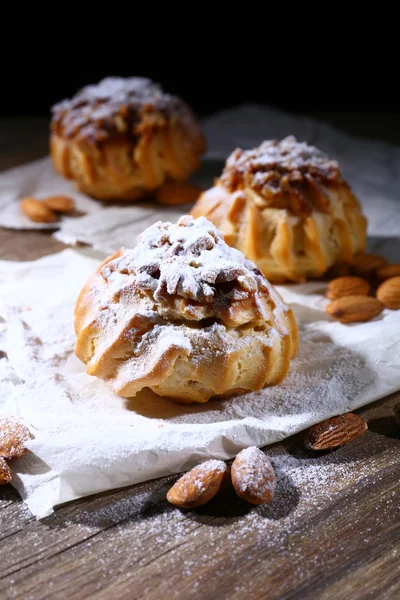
[50,77,205,201]
[74,215,298,403]
[191,136,367,283]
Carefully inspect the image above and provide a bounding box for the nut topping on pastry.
[74,216,298,403]
[191,137,367,283]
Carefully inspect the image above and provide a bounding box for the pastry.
[191,136,367,282]
[74,215,298,403]
[50,77,205,201]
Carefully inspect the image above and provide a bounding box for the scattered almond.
[0,457,12,485]
[326,295,384,323]
[351,253,388,277]
[155,183,203,206]
[166,459,228,508]
[374,264,400,283]
[20,197,57,223]
[304,413,368,450]
[376,276,400,309]
[44,195,75,214]
[231,447,276,505]
[0,418,31,459]
[325,276,370,300]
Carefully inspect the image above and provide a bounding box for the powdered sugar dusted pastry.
[191,136,367,282]
[50,77,205,201]
[74,216,298,403]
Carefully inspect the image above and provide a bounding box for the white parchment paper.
[0,247,400,519]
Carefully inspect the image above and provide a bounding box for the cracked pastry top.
[191,136,368,282]
[50,76,205,201]
[74,215,298,403]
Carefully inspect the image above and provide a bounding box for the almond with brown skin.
[20,197,57,223]
[374,264,400,283]
[155,183,203,206]
[44,195,75,214]
[326,276,370,300]
[326,295,384,323]
[0,418,31,459]
[0,458,12,485]
[166,460,228,508]
[351,253,388,277]
[376,276,400,309]
[304,413,368,450]
[231,447,276,505]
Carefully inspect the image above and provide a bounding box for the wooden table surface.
[0,119,399,600]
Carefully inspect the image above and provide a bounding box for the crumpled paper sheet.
[1,248,400,519]
[1,104,400,245]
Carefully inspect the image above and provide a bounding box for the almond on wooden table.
[376,276,400,309]
[166,460,228,508]
[231,447,276,505]
[43,195,75,214]
[325,276,370,300]
[351,253,388,277]
[0,418,31,459]
[20,197,57,223]
[0,457,12,485]
[326,295,384,323]
[155,182,203,206]
[304,413,368,450]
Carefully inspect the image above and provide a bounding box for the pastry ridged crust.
[74,216,298,403]
[50,77,205,201]
[191,137,367,282]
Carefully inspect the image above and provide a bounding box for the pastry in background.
[191,136,367,282]
[50,77,205,201]
[74,215,298,404]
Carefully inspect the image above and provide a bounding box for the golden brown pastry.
[50,77,205,201]
[74,215,298,403]
[191,136,367,282]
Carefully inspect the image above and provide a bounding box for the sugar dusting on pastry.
[74,215,298,402]
[220,135,343,209]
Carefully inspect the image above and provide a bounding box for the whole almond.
[0,458,12,485]
[44,195,75,214]
[376,276,400,309]
[231,447,276,505]
[20,197,57,223]
[304,413,368,450]
[351,253,388,277]
[155,183,203,206]
[374,264,400,283]
[166,460,228,508]
[326,295,384,323]
[326,276,370,300]
[0,418,31,459]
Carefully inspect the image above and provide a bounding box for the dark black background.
[1,15,397,119]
